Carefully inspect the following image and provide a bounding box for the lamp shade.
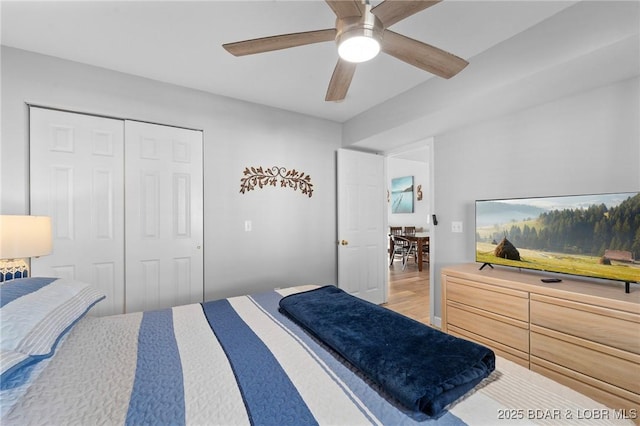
[0,215,52,259]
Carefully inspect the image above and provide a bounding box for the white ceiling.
[1,0,581,123]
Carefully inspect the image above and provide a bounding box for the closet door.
[30,107,125,317]
[124,121,203,313]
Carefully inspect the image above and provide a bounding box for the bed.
[0,278,633,425]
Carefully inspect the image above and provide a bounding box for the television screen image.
[475,192,640,284]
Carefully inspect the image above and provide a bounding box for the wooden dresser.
[441,263,640,418]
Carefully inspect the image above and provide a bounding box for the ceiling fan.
[223,0,469,102]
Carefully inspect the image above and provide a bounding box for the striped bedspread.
[3,286,632,425]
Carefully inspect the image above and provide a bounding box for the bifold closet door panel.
[29,109,204,315]
[30,107,126,317]
[124,120,204,313]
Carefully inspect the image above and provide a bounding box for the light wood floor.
[383,257,430,326]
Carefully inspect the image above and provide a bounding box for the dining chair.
[388,227,404,265]
[402,237,418,270]
[390,235,410,267]
[422,239,430,264]
[402,226,418,267]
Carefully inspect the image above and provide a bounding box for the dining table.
[389,232,430,271]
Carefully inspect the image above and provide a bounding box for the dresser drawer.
[531,327,640,395]
[448,324,529,368]
[531,294,640,354]
[447,278,529,322]
[531,358,640,414]
[447,301,529,353]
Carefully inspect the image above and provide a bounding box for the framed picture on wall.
[391,176,414,213]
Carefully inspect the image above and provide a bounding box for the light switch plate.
[244,220,252,232]
[451,221,463,233]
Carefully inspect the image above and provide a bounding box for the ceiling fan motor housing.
[336,10,384,63]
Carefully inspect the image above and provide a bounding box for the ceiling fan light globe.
[338,35,380,63]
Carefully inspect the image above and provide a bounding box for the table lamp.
[0,215,52,282]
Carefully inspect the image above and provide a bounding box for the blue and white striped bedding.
[2,286,629,425]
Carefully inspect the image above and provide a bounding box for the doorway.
[384,137,436,325]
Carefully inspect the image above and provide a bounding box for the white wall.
[343,1,639,153]
[387,157,430,231]
[431,77,640,319]
[3,47,638,318]
[1,46,342,300]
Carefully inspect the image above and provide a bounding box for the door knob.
[341,240,349,246]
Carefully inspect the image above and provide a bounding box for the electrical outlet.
[244,220,252,232]
[451,221,463,233]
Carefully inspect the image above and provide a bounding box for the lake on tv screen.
[475,193,640,283]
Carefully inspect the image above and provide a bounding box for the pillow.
[0,277,105,358]
[0,278,104,419]
[0,350,32,384]
[1,350,54,418]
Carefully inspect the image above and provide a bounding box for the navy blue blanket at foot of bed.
[279,285,495,418]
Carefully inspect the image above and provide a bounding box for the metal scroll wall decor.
[240,166,314,198]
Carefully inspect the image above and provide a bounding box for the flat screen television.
[475,192,640,292]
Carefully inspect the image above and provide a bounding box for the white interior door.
[30,107,125,317]
[337,149,386,304]
[124,121,203,313]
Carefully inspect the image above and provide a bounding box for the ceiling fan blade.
[223,29,336,56]
[372,0,441,28]
[325,59,357,102]
[325,0,363,19]
[381,30,468,79]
